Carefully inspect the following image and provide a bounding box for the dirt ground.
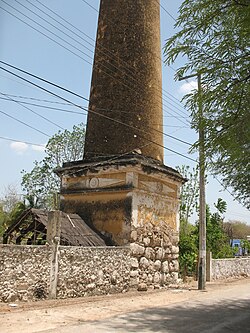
[1,278,249,333]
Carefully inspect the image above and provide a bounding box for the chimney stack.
[84,0,163,162]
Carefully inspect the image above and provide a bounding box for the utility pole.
[179,72,206,290]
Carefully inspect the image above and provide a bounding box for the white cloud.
[179,80,197,94]
[10,141,28,154]
[31,144,45,152]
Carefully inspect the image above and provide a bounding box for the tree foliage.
[178,197,234,278]
[0,184,21,213]
[206,199,233,258]
[0,201,26,240]
[224,219,250,239]
[164,0,250,208]
[179,220,198,279]
[177,165,199,278]
[21,123,85,209]
[0,185,26,239]
[176,165,199,225]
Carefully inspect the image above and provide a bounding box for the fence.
[206,252,250,281]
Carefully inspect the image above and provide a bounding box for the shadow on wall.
[89,298,250,333]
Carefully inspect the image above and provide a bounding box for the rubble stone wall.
[129,190,180,290]
[57,247,130,298]
[0,245,130,302]
[212,257,250,280]
[0,236,180,302]
[0,245,51,302]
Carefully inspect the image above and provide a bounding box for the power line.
[19,0,190,122]
[80,0,194,113]
[0,63,188,123]
[0,92,65,130]
[78,0,189,117]
[0,97,86,115]
[0,96,189,128]
[1,1,94,63]
[31,0,139,82]
[0,61,89,102]
[0,62,193,147]
[80,0,98,13]
[3,0,140,107]
[0,136,45,147]
[0,6,190,127]
[0,93,73,105]
[0,64,197,162]
[0,109,50,137]
[15,0,243,208]
[80,0,186,107]
[156,0,176,22]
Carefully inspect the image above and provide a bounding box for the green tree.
[0,201,26,240]
[206,199,234,258]
[0,184,21,213]
[179,221,198,280]
[177,165,199,279]
[176,165,199,226]
[224,220,250,239]
[164,0,250,208]
[21,123,85,209]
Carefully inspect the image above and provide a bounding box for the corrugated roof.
[4,208,106,247]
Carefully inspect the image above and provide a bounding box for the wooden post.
[47,210,61,299]
[197,72,206,290]
[206,251,212,282]
[179,72,207,290]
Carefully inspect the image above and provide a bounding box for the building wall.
[212,257,250,280]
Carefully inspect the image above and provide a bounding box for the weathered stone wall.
[129,186,180,290]
[57,247,130,298]
[212,257,250,280]
[0,245,130,302]
[130,221,179,290]
[0,245,51,302]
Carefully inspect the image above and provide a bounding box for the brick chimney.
[84,0,163,162]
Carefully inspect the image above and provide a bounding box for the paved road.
[42,280,250,333]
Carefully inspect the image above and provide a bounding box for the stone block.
[162,261,169,273]
[169,260,179,272]
[131,230,138,242]
[155,247,165,260]
[137,283,147,291]
[154,260,162,271]
[153,272,161,284]
[130,277,139,287]
[130,258,139,268]
[145,247,155,260]
[130,243,145,256]
[130,270,138,277]
[171,246,179,254]
[143,237,151,246]
[139,257,149,269]
[147,274,153,283]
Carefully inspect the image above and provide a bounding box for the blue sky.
[0,0,249,223]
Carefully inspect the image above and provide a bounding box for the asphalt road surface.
[1,278,250,333]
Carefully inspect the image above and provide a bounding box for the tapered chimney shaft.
[84,0,163,162]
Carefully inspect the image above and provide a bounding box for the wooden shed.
[3,208,106,246]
